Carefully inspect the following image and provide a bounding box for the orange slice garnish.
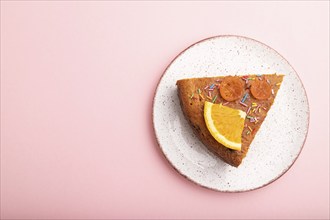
[219,76,244,102]
[204,102,246,150]
[250,78,271,100]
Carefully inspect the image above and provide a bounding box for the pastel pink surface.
[1,1,329,219]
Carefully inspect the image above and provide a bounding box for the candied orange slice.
[219,76,244,101]
[250,78,271,100]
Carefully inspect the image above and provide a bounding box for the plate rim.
[152,34,310,193]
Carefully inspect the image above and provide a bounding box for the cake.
[176,74,284,167]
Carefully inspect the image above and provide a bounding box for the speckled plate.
[152,35,309,192]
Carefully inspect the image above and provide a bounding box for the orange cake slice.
[176,74,284,167]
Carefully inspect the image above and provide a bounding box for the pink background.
[1,1,329,219]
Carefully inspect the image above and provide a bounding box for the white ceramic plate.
[152,35,309,192]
